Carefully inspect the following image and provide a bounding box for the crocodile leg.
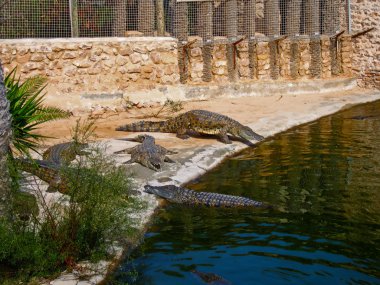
[176,128,190,139]
[114,146,135,154]
[164,156,175,163]
[218,128,232,144]
[46,174,63,193]
[157,145,177,155]
[123,159,134,164]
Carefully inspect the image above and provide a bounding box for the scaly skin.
[115,134,175,171]
[16,158,68,194]
[191,270,231,285]
[43,142,88,165]
[144,184,271,208]
[17,141,88,193]
[116,110,264,144]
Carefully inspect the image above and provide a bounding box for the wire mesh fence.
[0,0,347,40]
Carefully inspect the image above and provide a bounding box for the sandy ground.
[37,87,373,150]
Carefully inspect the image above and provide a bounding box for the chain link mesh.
[0,0,346,39]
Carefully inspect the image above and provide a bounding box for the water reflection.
[110,100,380,285]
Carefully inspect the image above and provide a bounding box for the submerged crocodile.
[116,109,264,144]
[191,270,232,285]
[16,158,68,193]
[144,184,271,208]
[115,134,176,171]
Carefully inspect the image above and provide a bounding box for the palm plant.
[5,68,70,156]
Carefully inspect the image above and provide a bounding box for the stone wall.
[0,35,354,110]
[350,0,380,89]
[0,37,179,109]
[184,36,352,84]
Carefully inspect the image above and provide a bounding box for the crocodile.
[115,134,176,171]
[115,109,264,144]
[144,184,271,208]
[191,270,232,285]
[15,158,68,193]
[43,142,88,165]
[17,141,88,193]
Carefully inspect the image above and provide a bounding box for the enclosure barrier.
[0,0,355,88]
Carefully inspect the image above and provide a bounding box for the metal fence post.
[69,0,79,37]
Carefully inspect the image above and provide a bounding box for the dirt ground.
[37,88,371,151]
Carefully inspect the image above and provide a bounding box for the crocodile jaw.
[238,125,264,141]
[144,185,176,200]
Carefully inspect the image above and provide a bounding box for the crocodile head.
[236,125,265,142]
[145,156,163,171]
[144,184,180,201]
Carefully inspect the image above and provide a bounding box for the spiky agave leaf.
[5,68,71,156]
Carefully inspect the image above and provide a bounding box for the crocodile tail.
[115,121,168,132]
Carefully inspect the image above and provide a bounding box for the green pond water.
[110,100,380,285]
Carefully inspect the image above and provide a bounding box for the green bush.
[5,68,70,156]
[0,143,144,281]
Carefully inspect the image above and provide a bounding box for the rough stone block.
[150,51,161,64]
[129,53,142,64]
[116,56,129,66]
[30,54,45,62]
[62,51,78,59]
[17,54,31,64]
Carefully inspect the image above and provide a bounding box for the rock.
[128,73,139,82]
[213,67,226,75]
[164,65,176,75]
[150,51,161,64]
[141,53,149,62]
[64,67,77,77]
[88,67,102,75]
[17,54,31,64]
[215,60,227,67]
[30,54,45,62]
[129,53,142,64]
[239,67,250,77]
[64,44,79,51]
[240,58,250,67]
[161,52,177,64]
[17,48,29,56]
[257,54,269,60]
[161,75,174,83]
[192,62,203,72]
[52,46,63,52]
[94,48,103,56]
[119,46,133,56]
[214,51,225,60]
[79,43,93,49]
[142,66,153,73]
[116,56,128,66]
[190,47,202,57]
[62,52,78,59]
[73,60,91,68]
[103,60,114,68]
[126,64,141,73]
[21,62,44,72]
[133,46,147,54]
[156,68,165,78]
